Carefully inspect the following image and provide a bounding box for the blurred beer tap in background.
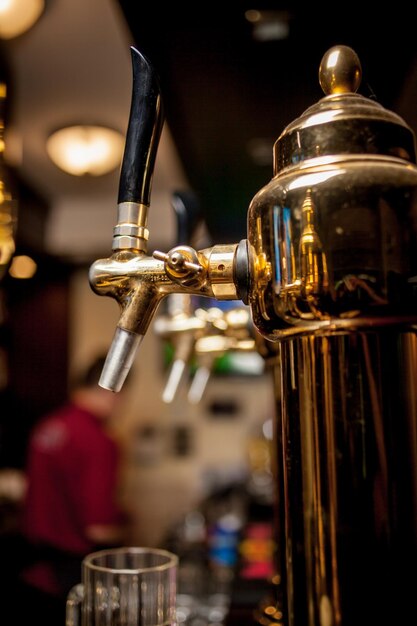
[153,190,207,403]
[188,304,257,405]
[154,190,259,404]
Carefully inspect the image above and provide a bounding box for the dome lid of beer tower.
[274,45,416,174]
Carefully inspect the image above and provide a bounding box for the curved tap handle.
[118,46,164,205]
[171,190,202,246]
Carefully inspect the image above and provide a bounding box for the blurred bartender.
[16,355,130,624]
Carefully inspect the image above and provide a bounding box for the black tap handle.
[118,47,164,205]
[171,190,202,245]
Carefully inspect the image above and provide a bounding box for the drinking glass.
[66,546,178,626]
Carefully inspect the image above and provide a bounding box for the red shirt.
[21,402,125,555]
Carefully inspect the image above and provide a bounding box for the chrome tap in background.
[154,191,259,405]
[153,190,207,403]
[188,304,258,404]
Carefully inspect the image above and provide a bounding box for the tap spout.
[89,251,167,391]
[99,328,143,392]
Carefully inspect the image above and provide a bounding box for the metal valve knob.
[153,245,204,286]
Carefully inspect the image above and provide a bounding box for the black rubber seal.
[234,239,250,305]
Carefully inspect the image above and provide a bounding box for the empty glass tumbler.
[66,546,178,626]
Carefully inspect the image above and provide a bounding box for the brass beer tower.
[90,46,417,625]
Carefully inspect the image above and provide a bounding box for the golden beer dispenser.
[89,45,417,625]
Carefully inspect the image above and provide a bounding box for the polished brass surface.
[278,331,417,625]
[246,46,417,626]
[205,245,237,298]
[318,45,362,95]
[89,241,242,391]
[273,44,415,175]
[249,155,417,341]
[112,201,149,252]
[248,42,417,343]
[153,245,203,287]
[89,242,240,339]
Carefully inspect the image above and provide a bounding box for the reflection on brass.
[258,189,330,322]
[278,330,417,625]
[252,216,272,321]
[299,190,328,301]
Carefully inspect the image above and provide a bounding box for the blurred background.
[1,0,417,550]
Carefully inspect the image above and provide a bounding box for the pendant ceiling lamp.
[0,0,45,39]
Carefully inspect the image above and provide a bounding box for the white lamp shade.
[0,0,45,39]
[46,125,125,176]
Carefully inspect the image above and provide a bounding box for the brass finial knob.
[319,45,362,95]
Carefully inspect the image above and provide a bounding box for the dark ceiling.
[117,4,417,244]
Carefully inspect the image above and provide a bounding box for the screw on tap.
[153,246,203,282]
[168,250,202,274]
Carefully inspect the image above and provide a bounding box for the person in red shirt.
[17,355,130,624]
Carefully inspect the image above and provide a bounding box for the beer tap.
[188,304,256,404]
[89,47,164,391]
[89,47,249,392]
[153,190,207,403]
[154,191,257,404]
